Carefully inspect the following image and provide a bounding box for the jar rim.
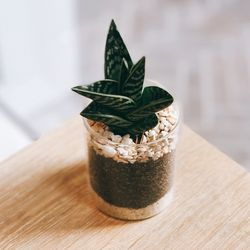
[83,102,180,147]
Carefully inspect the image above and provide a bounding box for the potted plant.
[72,20,180,220]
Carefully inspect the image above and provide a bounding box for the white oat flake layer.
[86,105,179,163]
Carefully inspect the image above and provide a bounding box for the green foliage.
[105,20,133,81]
[72,19,174,138]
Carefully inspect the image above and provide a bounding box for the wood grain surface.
[0,117,249,249]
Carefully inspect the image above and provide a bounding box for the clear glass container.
[83,102,180,220]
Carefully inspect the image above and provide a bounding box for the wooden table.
[0,117,249,249]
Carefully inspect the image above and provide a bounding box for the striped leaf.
[105,20,133,81]
[72,79,118,95]
[128,114,158,135]
[81,102,133,127]
[119,59,129,93]
[128,86,173,120]
[122,57,145,102]
[72,81,136,112]
[109,114,158,136]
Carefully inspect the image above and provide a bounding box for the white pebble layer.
[87,105,179,163]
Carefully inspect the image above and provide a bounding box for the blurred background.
[0,0,249,169]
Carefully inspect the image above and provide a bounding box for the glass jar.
[84,102,180,220]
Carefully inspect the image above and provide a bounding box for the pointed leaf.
[128,86,173,120]
[72,79,118,95]
[72,81,136,111]
[113,23,133,69]
[128,114,158,135]
[81,102,133,127]
[119,59,129,92]
[105,20,133,81]
[122,57,145,102]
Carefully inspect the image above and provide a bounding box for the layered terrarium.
[72,20,180,220]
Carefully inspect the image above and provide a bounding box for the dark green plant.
[72,20,174,139]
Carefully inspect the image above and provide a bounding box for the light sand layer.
[92,188,174,220]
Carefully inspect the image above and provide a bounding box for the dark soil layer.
[89,147,175,209]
